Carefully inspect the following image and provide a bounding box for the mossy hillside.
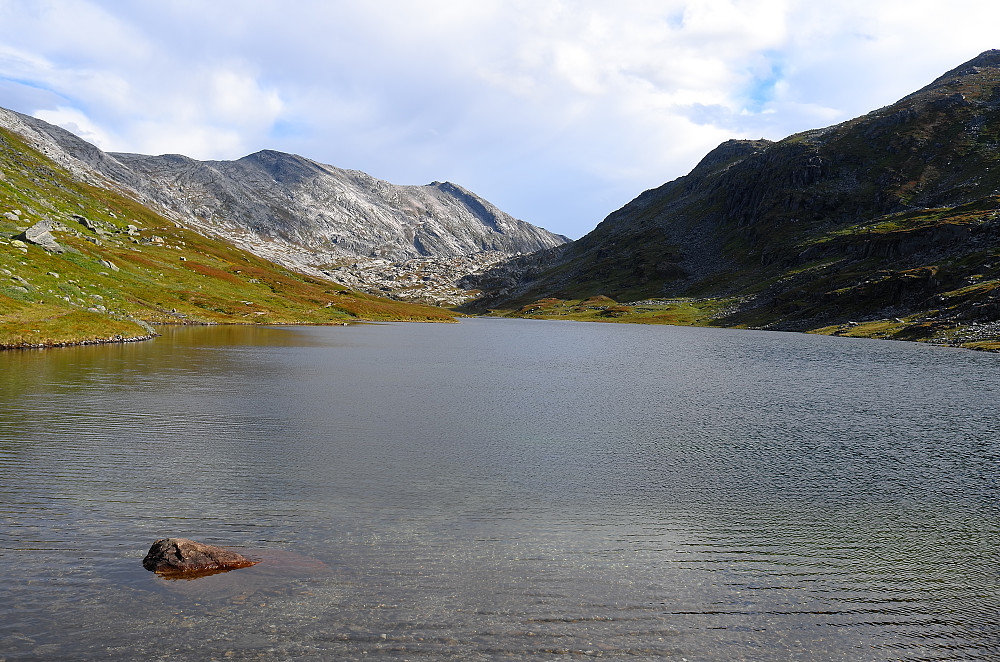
[482,52,1000,350]
[725,198,1000,349]
[490,295,735,326]
[486,198,1000,350]
[0,127,454,347]
[0,303,154,348]
[750,201,1000,327]
[528,232,687,304]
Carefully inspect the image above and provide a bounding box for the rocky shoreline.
[0,331,159,351]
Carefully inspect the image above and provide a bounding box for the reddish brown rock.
[142,538,257,577]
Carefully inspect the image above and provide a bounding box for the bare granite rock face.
[109,149,568,264]
[0,106,568,301]
[142,538,257,577]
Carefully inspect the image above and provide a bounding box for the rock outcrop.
[142,538,257,577]
[15,219,64,253]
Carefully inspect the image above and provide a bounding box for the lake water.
[1,318,998,660]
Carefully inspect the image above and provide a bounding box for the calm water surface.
[0,319,998,660]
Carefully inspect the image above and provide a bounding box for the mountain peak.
[950,48,1000,73]
[242,148,306,162]
[236,148,328,183]
[911,49,1000,98]
[690,139,774,177]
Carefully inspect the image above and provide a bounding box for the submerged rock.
[142,538,256,577]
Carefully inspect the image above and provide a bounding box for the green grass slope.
[0,127,454,348]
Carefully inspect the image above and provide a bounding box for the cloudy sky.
[1,1,998,239]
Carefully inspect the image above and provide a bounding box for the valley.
[7,51,1000,351]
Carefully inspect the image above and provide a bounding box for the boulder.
[71,213,98,232]
[142,537,257,577]
[16,219,64,253]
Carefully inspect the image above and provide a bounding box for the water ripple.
[1,321,998,660]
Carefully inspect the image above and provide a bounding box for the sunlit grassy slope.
[0,127,454,348]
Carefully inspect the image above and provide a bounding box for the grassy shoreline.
[486,295,1000,352]
[0,315,465,351]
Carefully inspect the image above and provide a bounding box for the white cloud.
[2,0,1000,238]
[117,66,284,158]
[208,70,283,126]
[128,120,246,160]
[34,106,119,150]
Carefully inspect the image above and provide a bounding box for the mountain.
[0,107,567,305]
[0,122,456,348]
[110,150,566,260]
[469,50,1000,350]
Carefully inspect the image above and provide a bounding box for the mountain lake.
[0,317,997,660]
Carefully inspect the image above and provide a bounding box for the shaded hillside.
[470,50,1000,350]
[0,126,454,348]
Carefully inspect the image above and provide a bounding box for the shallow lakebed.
[1,319,998,660]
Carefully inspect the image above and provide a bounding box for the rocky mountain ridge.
[468,50,1000,350]
[0,121,457,349]
[0,107,567,304]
